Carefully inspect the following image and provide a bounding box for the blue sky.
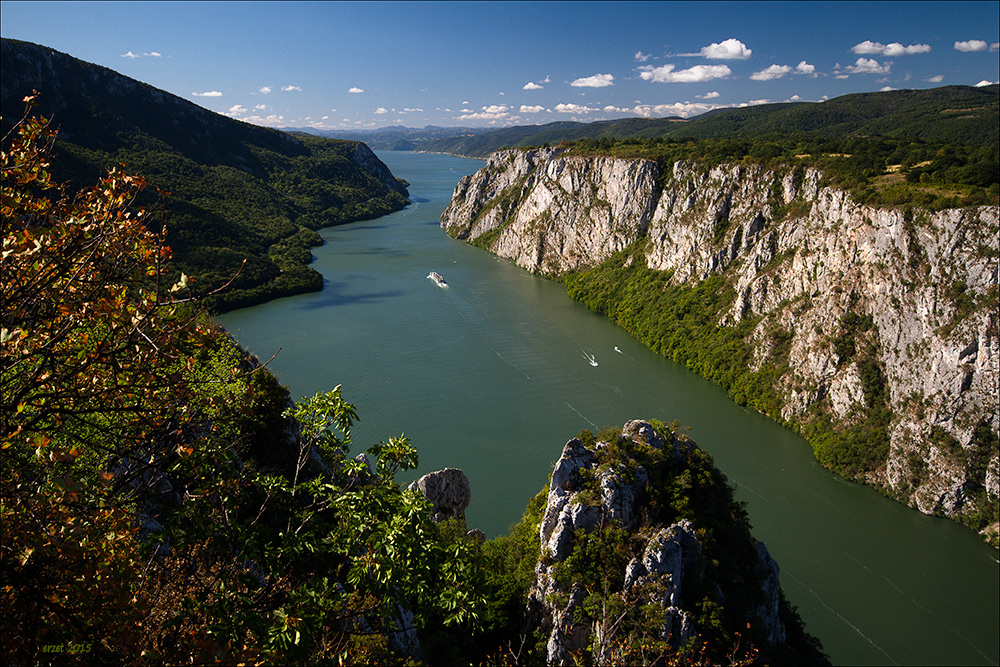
[2,1,998,130]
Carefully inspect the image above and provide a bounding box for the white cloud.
[975,79,998,87]
[542,76,551,83]
[697,38,752,60]
[698,91,720,99]
[121,50,162,59]
[925,74,944,83]
[241,114,286,127]
[483,105,509,114]
[259,86,272,94]
[520,105,547,113]
[632,101,724,118]
[348,87,364,93]
[750,60,817,81]
[571,73,615,87]
[523,82,544,90]
[639,64,731,83]
[192,91,223,97]
[227,104,247,114]
[842,58,892,75]
[254,104,268,110]
[635,51,652,62]
[955,39,988,52]
[751,64,793,81]
[374,107,388,114]
[281,85,302,92]
[880,86,897,92]
[402,107,424,113]
[852,41,930,56]
[555,103,594,113]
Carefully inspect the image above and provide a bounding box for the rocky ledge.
[522,420,826,666]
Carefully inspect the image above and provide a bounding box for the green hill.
[1,38,410,311]
[418,85,999,158]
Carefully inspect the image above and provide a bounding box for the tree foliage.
[2,100,484,666]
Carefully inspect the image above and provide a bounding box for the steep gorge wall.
[441,148,999,539]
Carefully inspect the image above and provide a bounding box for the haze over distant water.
[219,151,1000,667]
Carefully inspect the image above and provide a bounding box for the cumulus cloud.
[402,107,424,112]
[259,86,272,94]
[227,104,247,114]
[751,64,793,81]
[241,114,286,127]
[192,91,223,97]
[571,73,615,87]
[841,58,892,75]
[520,105,548,113]
[348,87,364,93]
[695,38,752,60]
[639,64,731,83]
[555,103,594,113]
[121,50,162,59]
[254,104,268,110]
[633,101,724,117]
[925,74,944,83]
[795,61,816,75]
[374,107,388,114]
[281,85,302,92]
[523,82,544,90]
[750,60,816,81]
[954,39,988,52]
[456,105,513,121]
[975,79,998,87]
[634,51,652,62]
[852,41,930,56]
[698,91,720,99]
[880,86,897,92]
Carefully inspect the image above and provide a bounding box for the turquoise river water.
[219,151,999,666]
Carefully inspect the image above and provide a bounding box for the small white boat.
[427,271,448,288]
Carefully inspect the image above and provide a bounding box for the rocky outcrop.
[442,149,999,540]
[409,467,472,524]
[524,420,813,665]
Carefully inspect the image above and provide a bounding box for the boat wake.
[582,351,598,367]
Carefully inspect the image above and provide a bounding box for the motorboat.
[427,271,448,288]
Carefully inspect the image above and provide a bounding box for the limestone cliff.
[522,420,825,665]
[441,148,999,541]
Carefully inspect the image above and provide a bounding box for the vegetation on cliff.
[3,105,825,665]
[1,39,410,312]
[422,85,999,212]
[1,103,483,666]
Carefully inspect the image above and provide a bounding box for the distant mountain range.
[415,85,999,157]
[1,38,410,311]
[286,125,493,151]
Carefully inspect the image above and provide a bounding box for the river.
[218,151,999,666]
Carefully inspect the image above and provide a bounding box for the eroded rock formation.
[442,148,999,541]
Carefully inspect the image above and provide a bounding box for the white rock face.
[525,421,791,665]
[442,149,1000,528]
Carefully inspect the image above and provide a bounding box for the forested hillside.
[419,85,999,158]
[0,38,410,311]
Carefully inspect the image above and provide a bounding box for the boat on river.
[427,271,448,288]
